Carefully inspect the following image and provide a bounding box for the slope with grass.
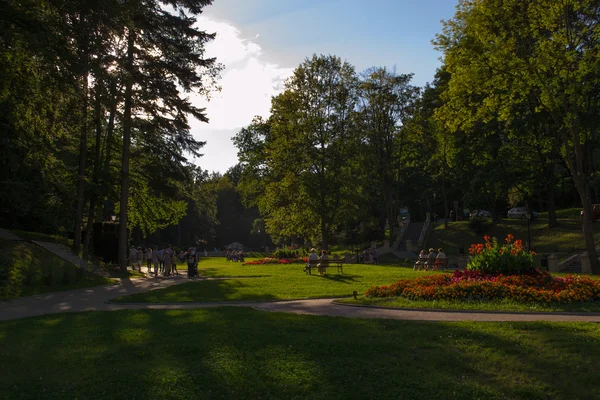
[0,240,114,299]
[115,257,432,303]
[1,308,599,400]
[427,218,599,256]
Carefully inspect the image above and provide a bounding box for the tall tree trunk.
[118,30,135,272]
[83,83,103,259]
[320,219,328,251]
[73,64,89,253]
[559,119,600,274]
[547,183,558,228]
[102,78,119,214]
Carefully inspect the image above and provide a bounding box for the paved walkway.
[3,274,600,322]
[0,228,23,241]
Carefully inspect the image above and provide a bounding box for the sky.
[190,0,460,173]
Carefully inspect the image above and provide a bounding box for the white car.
[470,210,492,218]
[507,207,538,219]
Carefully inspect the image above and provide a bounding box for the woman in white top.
[318,250,329,275]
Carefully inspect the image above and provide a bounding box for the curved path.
[2,276,600,322]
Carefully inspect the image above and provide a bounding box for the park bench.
[434,258,449,270]
[413,257,448,271]
[304,258,344,275]
[413,256,429,271]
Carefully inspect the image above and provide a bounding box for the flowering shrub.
[365,269,600,304]
[467,234,536,274]
[273,249,299,259]
[243,257,308,266]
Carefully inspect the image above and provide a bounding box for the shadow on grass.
[1,309,599,399]
[320,274,359,284]
[113,278,279,303]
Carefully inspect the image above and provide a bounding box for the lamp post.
[526,213,532,251]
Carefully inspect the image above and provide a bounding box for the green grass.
[427,218,599,256]
[0,240,114,299]
[114,257,432,303]
[338,295,600,313]
[9,229,72,246]
[538,208,582,219]
[1,308,599,399]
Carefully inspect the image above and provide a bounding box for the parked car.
[507,207,538,219]
[580,204,600,221]
[470,210,492,218]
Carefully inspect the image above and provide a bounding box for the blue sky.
[191,0,459,173]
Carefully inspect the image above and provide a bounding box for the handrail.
[417,213,431,249]
[393,213,410,248]
[558,238,600,262]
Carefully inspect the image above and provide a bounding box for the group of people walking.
[225,250,245,262]
[129,245,201,278]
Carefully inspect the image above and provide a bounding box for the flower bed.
[365,269,600,304]
[243,257,308,266]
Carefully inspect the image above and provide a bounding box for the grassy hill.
[426,217,598,257]
[0,240,113,299]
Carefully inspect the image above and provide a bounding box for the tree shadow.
[2,308,600,399]
[320,274,359,284]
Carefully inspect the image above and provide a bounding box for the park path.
[0,228,23,241]
[3,274,600,322]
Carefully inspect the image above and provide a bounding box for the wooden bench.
[434,258,449,270]
[414,257,448,271]
[413,256,429,271]
[304,258,344,275]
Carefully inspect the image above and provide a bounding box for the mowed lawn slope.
[1,308,599,400]
[0,240,114,299]
[427,218,599,256]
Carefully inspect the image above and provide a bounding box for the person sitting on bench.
[425,248,437,270]
[435,248,447,269]
[318,250,329,275]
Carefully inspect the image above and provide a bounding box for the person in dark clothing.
[186,247,198,278]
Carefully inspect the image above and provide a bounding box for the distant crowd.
[128,245,202,278]
[225,250,245,262]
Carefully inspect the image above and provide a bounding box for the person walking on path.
[186,247,198,278]
[152,246,160,277]
[145,247,153,273]
[163,245,174,277]
[129,246,137,269]
[157,247,165,274]
[136,247,144,271]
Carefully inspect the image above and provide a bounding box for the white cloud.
[188,17,293,172]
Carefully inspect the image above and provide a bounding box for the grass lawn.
[427,218,599,257]
[338,295,600,313]
[0,240,115,299]
[114,257,432,303]
[9,229,72,246]
[1,308,599,400]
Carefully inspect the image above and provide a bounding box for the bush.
[273,249,298,259]
[468,216,492,235]
[466,234,535,274]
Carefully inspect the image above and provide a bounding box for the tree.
[435,0,600,273]
[244,55,359,249]
[356,67,419,238]
[116,0,221,271]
